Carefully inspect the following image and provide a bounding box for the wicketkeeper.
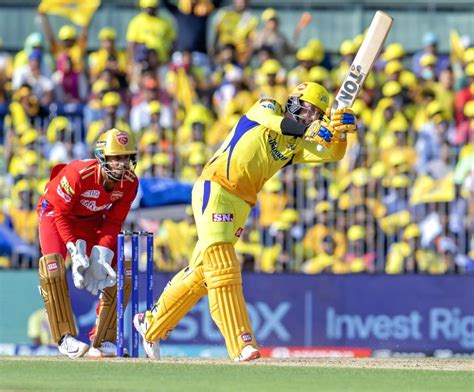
[37,128,138,358]
[133,82,357,361]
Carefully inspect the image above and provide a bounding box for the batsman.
[37,128,138,358]
[134,82,358,361]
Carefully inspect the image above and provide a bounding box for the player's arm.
[97,180,138,249]
[245,99,307,136]
[52,168,83,245]
[293,138,347,164]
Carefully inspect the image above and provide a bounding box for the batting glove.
[66,239,89,289]
[330,108,358,134]
[304,120,335,149]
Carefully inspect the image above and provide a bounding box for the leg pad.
[38,254,76,344]
[203,243,257,359]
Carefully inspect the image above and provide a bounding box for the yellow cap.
[99,27,116,41]
[262,8,278,21]
[47,116,70,143]
[152,153,170,166]
[339,40,357,56]
[384,60,403,75]
[370,161,387,179]
[307,39,324,63]
[140,0,158,8]
[149,100,161,114]
[296,47,314,62]
[347,225,366,241]
[352,168,370,187]
[353,34,364,50]
[420,53,436,67]
[382,81,402,97]
[58,25,77,41]
[102,91,121,107]
[308,66,329,83]
[391,174,411,188]
[383,43,405,61]
[280,208,299,224]
[189,152,207,166]
[465,62,474,77]
[92,79,109,95]
[426,100,443,117]
[314,200,332,214]
[464,100,474,117]
[13,179,30,196]
[463,48,474,64]
[272,220,290,231]
[263,176,281,192]
[387,116,409,133]
[19,128,38,146]
[13,86,32,101]
[24,150,39,166]
[403,224,421,240]
[261,59,281,75]
[140,130,159,147]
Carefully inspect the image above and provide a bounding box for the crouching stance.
[134,82,357,361]
[37,128,138,358]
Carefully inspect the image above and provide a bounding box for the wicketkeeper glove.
[303,119,336,149]
[84,245,117,296]
[330,108,358,134]
[66,239,89,289]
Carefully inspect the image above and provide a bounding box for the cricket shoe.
[58,334,89,359]
[235,345,261,362]
[88,341,127,358]
[133,313,160,359]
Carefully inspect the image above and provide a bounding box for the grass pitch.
[0,357,473,392]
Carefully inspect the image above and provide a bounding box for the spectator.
[412,32,450,78]
[88,27,127,83]
[212,0,258,65]
[12,50,54,110]
[27,308,54,346]
[162,0,219,70]
[126,0,176,84]
[39,13,90,73]
[52,53,88,107]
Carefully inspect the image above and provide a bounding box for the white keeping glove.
[66,239,89,289]
[84,245,117,296]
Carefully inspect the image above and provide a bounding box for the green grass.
[0,358,473,392]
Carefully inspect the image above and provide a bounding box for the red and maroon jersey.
[38,159,138,250]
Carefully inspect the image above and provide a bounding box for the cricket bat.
[318,10,393,150]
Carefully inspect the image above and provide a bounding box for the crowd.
[0,0,473,274]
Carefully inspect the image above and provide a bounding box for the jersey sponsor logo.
[80,199,112,212]
[116,132,129,145]
[110,191,123,201]
[56,185,71,202]
[47,261,58,272]
[60,176,75,196]
[235,227,243,237]
[240,332,252,343]
[259,98,277,111]
[81,190,100,198]
[268,135,289,161]
[212,213,234,222]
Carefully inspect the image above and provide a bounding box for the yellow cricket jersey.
[199,99,347,206]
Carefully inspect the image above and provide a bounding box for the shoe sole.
[133,314,160,359]
[87,348,117,358]
[65,345,89,359]
[241,351,261,362]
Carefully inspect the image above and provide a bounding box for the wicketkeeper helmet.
[95,128,137,180]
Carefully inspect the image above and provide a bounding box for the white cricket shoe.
[58,334,89,358]
[133,313,160,359]
[88,341,121,358]
[235,345,261,362]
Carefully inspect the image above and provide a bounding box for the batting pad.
[92,260,132,348]
[38,254,76,343]
[203,243,257,359]
[145,266,207,342]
